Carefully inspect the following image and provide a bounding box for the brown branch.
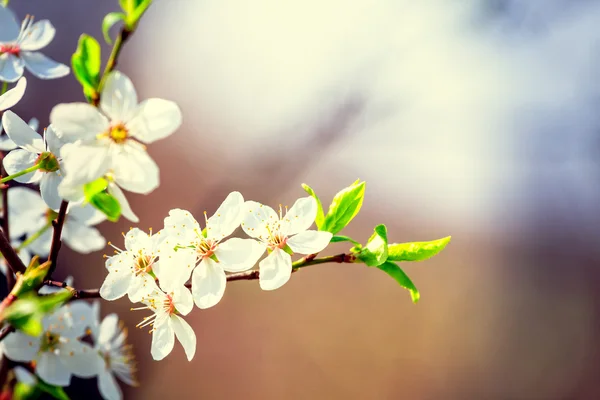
[0,230,25,275]
[0,325,13,342]
[43,280,100,299]
[47,201,68,277]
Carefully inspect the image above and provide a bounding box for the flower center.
[36,151,60,173]
[165,294,175,315]
[45,209,59,224]
[266,222,287,250]
[108,124,129,144]
[134,254,153,275]
[195,238,216,259]
[40,332,61,352]
[0,44,20,56]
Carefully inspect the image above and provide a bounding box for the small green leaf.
[321,180,366,234]
[37,291,73,313]
[388,236,451,262]
[377,261,420,303]
[13,382,41,400]
[71,34,101,99]
[127,0,153,28]
[102,12,126,44]
[119,0,132,13]
[330,235,360,246]
[2,297,44,337]
[301,183,325,229]
[357,224,388,267]
[37,380,70,400]
[83,177,108,203]
[89,192,121,222]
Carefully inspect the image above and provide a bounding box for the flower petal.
[170,315,196,362]
[2,331,40,362]
[27,225,53,256]
[36,353,71,386]
[0,6,19,42]
[112,141,159,194]
[191,258,226,309]
[151,321,175,361]
[241,201,278,240]
[100,269,132,301]
[214,237,265,273]
[62,219,106,254]
[67,203,106,226]
[60,142,111,185]
[98,370,122,400]
[100,71,138,122]
[124,228,152,253]
[60,340,104,378]
[50,103,109,141]
[14,366,36,386]
[21,51,69,79]
[108,182,139,222]
[155,244,196,292]
[286,230,333,255]
[2,110,44,152]
[280,196,318,236]
[206,191,244,240]
[19,20,56,51]
[97,313,119,345]
[0,135,17,151]
[127,274,155,303]
[259,247,292,291]
[0,53,24,82]
[163,208,200,244]
[3,149,41,183]
[0,77,26,112]
[44,124,67,155]
[40,172,63,211]
[127,98,182,144]
[172,286,194,315]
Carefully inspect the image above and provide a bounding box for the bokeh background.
[6,0,600,398]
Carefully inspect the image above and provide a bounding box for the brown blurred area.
[7,0,600,399]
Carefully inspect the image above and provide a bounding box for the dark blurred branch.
[47,201,68,277]
[43,280,100,299]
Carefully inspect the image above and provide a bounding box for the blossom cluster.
[100,192,332,360]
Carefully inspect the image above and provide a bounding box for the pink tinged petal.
[280,196,318,236]
[100,269,132,301]
[170,315,196,362]
[214,238,265,273]
[2,331,40,362]
[60,142,111,185]
[191,258,226,309]
[163,208,200,244]
[21,51,69,79]
[98,370,123,400]
[62,219,106,254]
[44,124,66,155]
[0,77,26,111]
[36,353,71,386]
[241,201,278,240]
[60,340,104,378]
[0,6,20,42]
[286,230,333,255]
[108,182,139,222]
[100,71,138,122]
[40,172,63,211]
[151,321,175,361]
[124,227,151,252]
[0,53,24,82]
[112,141,159,194]
[50,103,109,141]
[19,20,55,51]
[206,191,244,240]
[127,98,182,144]
[1,110,44,152]
[259,248,292,291]
[172,286,194,316]
[3,149,41,183]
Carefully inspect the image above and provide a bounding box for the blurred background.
[6,0,600,398]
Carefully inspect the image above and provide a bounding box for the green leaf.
[301,183,325,229]
[89,192,121,222]
[2,297,44,337]
[71,34,101,99]
[330,235,360,246]
[83,177,108,203]
[357,224,388,267]
[37,291,73,313]
[127,0,153,28]
[37,380,70,400]
[377,261,420,303]
[13,382,41,400]
[388,236,451,262]
[321,180,366,234]
[102,12,126,44]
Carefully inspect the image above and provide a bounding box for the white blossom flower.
[163,192,264,309]
[242,197,333,291]
[0,114,37,152]
[0,8,69,82]
[2,302,103,386]
[0,239,30,276]
[6,186,46,239]
[13,366,36,386]
[100,228,165,302]
[90,302,138,400]
[2,111,66,210]
[0,76,25,112]
[132,280,196,361]
[50,71,182,194]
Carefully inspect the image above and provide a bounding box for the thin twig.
[0,231,25,275]
[47,201,68,277]
[43,280,100,299]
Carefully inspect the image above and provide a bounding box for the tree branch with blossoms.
[0,1,451,399]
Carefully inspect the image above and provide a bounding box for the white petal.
[21,51,69,79]
[170,315,196,361]
[241,201,278,240]
[127,98,182,144]
[27,226,52,256]
[112,141,159,194]
[214,238,265,273]
[14,366,36,385]
[206,191,244,240]
[172,286,194,315]
[150,321,175,361]
[127,273,155,303]
[3,149,41,183]
[259,248,292,291]
[286,230,333,255]
[280,196,318,236]
[60,142,110,185]
[46,301,94,338]
[154,244,196,292]
[98,370,123,400]
[100,71,138,122]
[68,203,106,226]
[44,124,67,155]
[1,110,44,152]
[0,77,26,111]
[60,340,104,377]
[19,20,55,51]
[124,227,152,253]
[50,103,109,141]
[0,135,17,151]
[62,219,106,253]
[57,177,84,202]
[0,53,24,82]
[163,208,200,244]
[36,352,71,386]
[2,331,40,362]
[0,6,20,42]
[100,270,132,301]
[28,118,39,132]
[191,258,226,309]
[108,182,139,222]
[40,172,63,211]
[97,314,119,346]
